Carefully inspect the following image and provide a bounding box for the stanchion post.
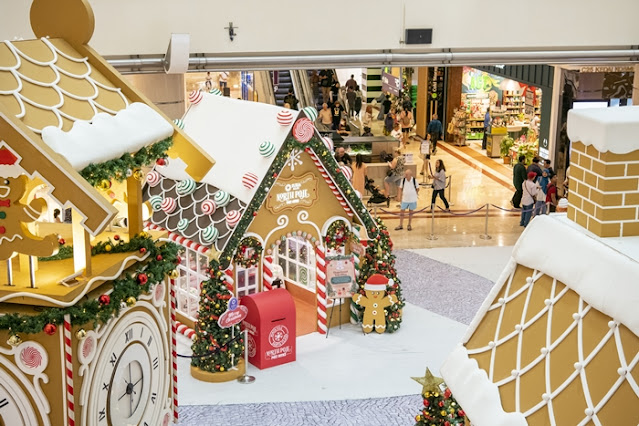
[426,204,438,240]
[448,175,454,206]
[237,329,256,384]
[479,204,492,240]
[28,256,37,288]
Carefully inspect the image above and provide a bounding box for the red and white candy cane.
[224,264,235,294]
[262,254,274,291]
[63,314,75,426]
[145,222,211,255]
[170,280,179,423]
[305,148,353,217]
[315,244,328,334]
[175,321,196,340]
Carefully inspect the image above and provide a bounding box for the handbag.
[386,168,393,177]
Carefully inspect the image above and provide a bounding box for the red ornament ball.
[252,212,257,217]
[58,238,65,246]
[438,401,444,407]
[156,158,166,166]
[114,235,120,241]
[139,247,147,254]
[423,399,430,406]
[44,323,57,335]
[156,254,163,261]
[445,422,451,426]
[137,273,148,285]
[458,410,465,417]
[99,294,110,305]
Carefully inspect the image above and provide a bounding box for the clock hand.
[118,390,128,401]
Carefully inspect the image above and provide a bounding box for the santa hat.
[364,274,392,291]
[0,147,18,165]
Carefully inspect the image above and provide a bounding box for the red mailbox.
[241,288,296,369]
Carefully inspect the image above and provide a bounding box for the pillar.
[416,67,429,139]
[445,67,463,142]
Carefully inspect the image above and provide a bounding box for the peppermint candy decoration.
[276,110,294,126]
[209,88,222,96]
[176,178,196,195]
[82,336,95,360]
[161,197,177,214]
[202,225,219,242]
[201,199,216,215]
[293,118,315,143]
[226,210,241,228]
[322,136,334,151]
[340,165,353,181]
[145,170,161,187]
[259,141,276,158]
[242,172,259,190]
[177,218,190,232]
[149,195,163,211]
[173,118,185,130]
[302,106,318,122]
[20,346,42,369]
[213,190,230,208]
[188,90,203,105]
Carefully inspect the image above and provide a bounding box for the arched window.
[234,237,262,297]
[276,235,316,291]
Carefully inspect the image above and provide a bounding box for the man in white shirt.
[394,169,419,231]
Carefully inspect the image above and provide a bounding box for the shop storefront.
[185,71,255,101]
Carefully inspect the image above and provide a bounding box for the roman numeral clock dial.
[89,311,167,426]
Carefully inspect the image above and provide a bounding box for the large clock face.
[0,369,40,426]
[89,310,167,426]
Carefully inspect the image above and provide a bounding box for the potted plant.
[500,136,515,164]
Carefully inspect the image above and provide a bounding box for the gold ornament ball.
[75,329,87,340]
[215,304,220,309]
[126,297,137,306]
[133,169,144,181]
[98,179,112,191]
[7,334,21,347]
[169,270,179,279]
[220,366,225,372]
[105,244,112,252]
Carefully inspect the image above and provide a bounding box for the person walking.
[346,86,356,118]
[511,155,527,208]
[345,74,357,91]
[309,70,320,106]
[353,85,363,118]
[330,81,341,104]
[429,159,450,211]
[384,148,405,204]
[482,109,491,150]
[351,154,367,195]
[527,156,543,180]
[331,101,344,130]
[284,89,299,110]
[319,69,333,104]
[545,174,559,213]
[394,169,419,231]
[399,106,413,148]
[427,114,443,154]
[521,172,538,227]
[318,103,332,132]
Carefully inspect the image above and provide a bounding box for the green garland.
[232,237,263,268]
[39,234,155,261]
[80,137,173,187]
[1,237,179,334]
[324,220,353,250]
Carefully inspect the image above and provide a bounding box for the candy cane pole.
[63,314,75,426]
[224,265,235,294]
[170,280,178,423]
[262,254,274,291]
[315,244,328,334]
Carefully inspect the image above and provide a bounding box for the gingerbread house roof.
[441,215,639,426]
[568,106,639,154]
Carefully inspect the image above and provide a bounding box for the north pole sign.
[217,297,248,329]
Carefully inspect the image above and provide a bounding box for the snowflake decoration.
[285,148,303,172]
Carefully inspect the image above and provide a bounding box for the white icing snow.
[567,106,639,154]
[441,344,527,426]
[41,102,173,170]
[172,94,296,203]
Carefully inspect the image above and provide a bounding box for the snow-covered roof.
[41,103,173,170]
[567,106,639,154]
[161,94,296,203]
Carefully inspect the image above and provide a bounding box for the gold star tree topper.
[412,367,445,394]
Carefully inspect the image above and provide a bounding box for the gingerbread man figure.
[0,175,59,260]
[352,274,398,333]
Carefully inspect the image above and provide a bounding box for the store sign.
[326,255,358,299]
[524,90,535,118]
[266,172,318,213]
[381,72,401,96]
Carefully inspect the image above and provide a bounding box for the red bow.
[0,200,10,207]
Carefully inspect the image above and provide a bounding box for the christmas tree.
[191,259,244,373]
[413,368,467,425]
[355,217,404,332]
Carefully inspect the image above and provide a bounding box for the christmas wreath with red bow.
[233,237,263,268]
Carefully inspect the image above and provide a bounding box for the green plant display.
[500,136,515,158]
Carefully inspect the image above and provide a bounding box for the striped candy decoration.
[350,227,362,325]
[145,222,211,254]
[340,165,353,181]
[322,136,334,152]
[20,346,42,368]
[170,281,179,423]
[209,88,222,96]
[262,255,274,291]
[315,245,328,334]
[176,178,197,195]
[226,210,241,227]
[175,321,196,340]
[64,315,75,426]
[188,90,203,105]
[293,117,315,143]
[258,141,276,158]
[149,195,163,211]
[173,118,185,130]
[305,148,354,217]
[223,264,235,293]
[161,197,177,214]
[200,199,216,215]
[276,110,294,126]
[242,172,259,189]
[177,218,190,232]
[302,106,318,122]
[202,225,219,242]
[213,190,230,207]
[146,170,161,187]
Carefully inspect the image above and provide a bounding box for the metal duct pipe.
[107,49,639,73]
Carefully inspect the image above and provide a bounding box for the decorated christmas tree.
[354,217,405,332]
[412,368,467,425]
[191,259,244,373]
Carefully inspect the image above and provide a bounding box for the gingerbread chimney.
[566,106,639,237]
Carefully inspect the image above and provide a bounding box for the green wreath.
[233,237,263,268]
[324,220,352,250]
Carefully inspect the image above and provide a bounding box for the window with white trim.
[175,246,209,321]
[276,236,316,290]
[236,263,258,297]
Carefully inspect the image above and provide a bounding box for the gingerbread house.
[0,0,211,424]
[440,106,639,425]
[145,93,380,336]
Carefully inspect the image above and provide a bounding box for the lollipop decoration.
[201,199,216,215]
[213,190,230,208]
[302,106,318,122]
[176,178,197,195]
[293,118,315,143]
[209,88,222,96]
[322,136,334,151]
[259,141,276,158]
[226,210,241,228]
[276,110,294,126]
[149,196,163,211]
[173,118,185,130]
[242,172,259,190]
[188,90,203,105]
[145,170,161,187]
[177,218,190,232]
[202,225,219,242]
[161,197,177,214]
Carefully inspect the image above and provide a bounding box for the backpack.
[402,177,417,191]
